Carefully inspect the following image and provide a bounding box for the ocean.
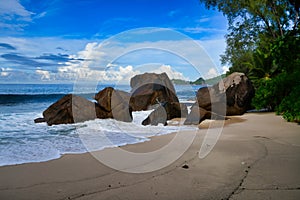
[0,84,199,166]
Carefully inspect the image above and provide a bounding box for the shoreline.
[0,114,242,168]
[0,112,299,200]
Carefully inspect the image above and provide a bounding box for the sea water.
[0,84,200,166]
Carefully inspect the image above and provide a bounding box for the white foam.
[0,109,197,167]
[180,100,196,104]
[76,109,196,152]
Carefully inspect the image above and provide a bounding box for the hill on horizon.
[172,74,226,85]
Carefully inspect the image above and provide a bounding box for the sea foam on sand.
[0,109,197,166]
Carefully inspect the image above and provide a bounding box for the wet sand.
[0,113,299,200]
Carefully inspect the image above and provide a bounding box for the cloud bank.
[0,30,226,83]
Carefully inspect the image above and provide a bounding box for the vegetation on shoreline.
[203,74,226,85]
[200,0,300,122]
[172,77,205,85]
[172,74,225,86]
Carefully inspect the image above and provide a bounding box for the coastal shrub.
[251,72,291,110]
[251,79,273,110]
[252,70,300,122]
[276,85,300,122]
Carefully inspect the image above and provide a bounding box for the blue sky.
[0,0,228,83]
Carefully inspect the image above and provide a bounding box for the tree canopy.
[199,0,300,122]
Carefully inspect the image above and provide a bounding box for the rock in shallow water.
[129,72,179,111]
[184,105,211,125]
[142,102,188,126]
[34,117,46,123]
[94,87,132,122]
[142,105,168,126]
[41,94,107,126]
[35,72,191,126]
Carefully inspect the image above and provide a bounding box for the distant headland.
[172,74,226,85]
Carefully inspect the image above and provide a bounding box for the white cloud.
[0,28,227,83]
[55,40,187,83]
[57,62,141,84]
[1,67,13,71]
[106,63,118,68]
[0,0,34,21]
[196,17,210,23]
[53,34,225,82]
[168,10,180,17]
[149,64,186,80]
[0,67,12,77]
[1,72,9,77]
[55,38,193,83]
[205,68,219,79]
[95,39,216,73]
[33,11,47,19]
[116,65,140,82]
[0,37,89,57]
[36,69,51,80]
[57,63,184,84]
[222,66,229,74]
[76,42,107,69]
[203,66,228,79]
[0,0,35,31]
[183,27,226,34]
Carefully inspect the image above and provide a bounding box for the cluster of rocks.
[35,72,254,126]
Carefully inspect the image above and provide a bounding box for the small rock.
[34,117,46,123]
[184,105,211,125]
[142,105,167,126]
[182,164,189,169]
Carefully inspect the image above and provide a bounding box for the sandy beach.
[0,112,299,200]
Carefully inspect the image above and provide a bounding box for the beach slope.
[0,113,299,200]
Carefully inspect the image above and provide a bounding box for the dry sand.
[0,113,299,200]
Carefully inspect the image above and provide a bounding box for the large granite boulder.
[142,102,188,126]
[223,73,255,115]
[36,72,191,126]
[184,72,254,125]
[129,72,186,126]
[130,72,176,94]
[41,94,110,126]
[196,72,254,116]
[129,73,179,111]
[94,87,133,122]
[36,87,133,126]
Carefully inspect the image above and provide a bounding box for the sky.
[0,0,228,84]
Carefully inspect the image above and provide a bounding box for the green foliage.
[204,74,226,85]
[172,75,226,85]
[251,72,292,110]
[200,0,299,74]
[270,31,300,74]
[172,79,189,85]
[200,0,300,122]
[190,77,205,85]
[251,69,300,122]
[276,85,300,122]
